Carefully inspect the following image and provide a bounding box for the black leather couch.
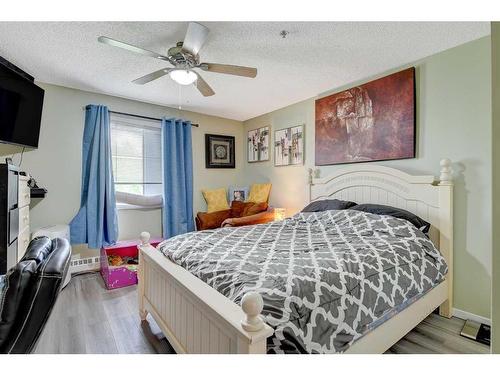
[0,236,71,354]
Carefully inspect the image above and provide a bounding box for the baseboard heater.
[70,255,100,274]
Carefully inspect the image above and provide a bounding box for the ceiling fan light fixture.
[169,69,198,85]
[99,22,257,97]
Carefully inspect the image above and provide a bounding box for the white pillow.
[115,191,163,208]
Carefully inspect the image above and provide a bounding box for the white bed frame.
[137,159,453,354]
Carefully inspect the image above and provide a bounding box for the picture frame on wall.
[247,126,270,162]
[205,134,235,169]
[274,125,304,167]
[315,67,415,165]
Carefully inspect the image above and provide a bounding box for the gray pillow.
[302,199,357,213]
[350,204,431,233]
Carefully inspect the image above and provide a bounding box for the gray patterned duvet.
[158,209,447,353]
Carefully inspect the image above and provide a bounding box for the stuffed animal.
[108,254,124,266]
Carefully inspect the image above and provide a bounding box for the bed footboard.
[137,232,274,354]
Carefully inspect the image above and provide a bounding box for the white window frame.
[110,113,163,210]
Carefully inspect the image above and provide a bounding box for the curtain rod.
[82,107,199,127]
[110,110,199,127]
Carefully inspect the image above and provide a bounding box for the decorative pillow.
[196,209,232,230]
[230,200,246,217]
[302,199,357,212]
[228,186,249,204]
[350,203,431,233]
[229,201,269,218]
[202,188,230,213]
[247,183,272,203]
[241,202,268,217]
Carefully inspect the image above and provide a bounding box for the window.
[110,114,162,197]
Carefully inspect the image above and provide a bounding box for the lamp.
[169,69,198,85]
[274,208,286,221]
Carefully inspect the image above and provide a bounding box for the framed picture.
[247,126,270,162]
[274,125,304,167]
[228,186,249,203]
[315,67,415,165]
[205,134,235,168]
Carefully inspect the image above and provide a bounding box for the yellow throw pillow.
[247,183,272,204]
[202,188,230,213]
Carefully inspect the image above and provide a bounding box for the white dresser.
[17,174,30,261]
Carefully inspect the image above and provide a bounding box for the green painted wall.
[491,22,500,353]
[243,37,492,319]
[0,84,245,246]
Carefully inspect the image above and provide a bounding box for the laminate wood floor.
[34,273,490,354]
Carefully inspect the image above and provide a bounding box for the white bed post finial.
[140,231,151,246]
[439,159,453,185]
[241,292,264,332]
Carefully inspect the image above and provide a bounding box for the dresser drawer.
[18,177,31,208]
[17,227,31,262]
[19,205,30,234]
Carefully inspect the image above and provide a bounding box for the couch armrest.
[223,211,275,227]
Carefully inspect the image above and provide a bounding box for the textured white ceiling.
[0,22,490,121]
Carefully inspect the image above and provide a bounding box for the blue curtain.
[162,118,194,238]
[70,105,118,248]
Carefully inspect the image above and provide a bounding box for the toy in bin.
[100,237,163,290]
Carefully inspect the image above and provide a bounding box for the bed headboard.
[307,159,454,317]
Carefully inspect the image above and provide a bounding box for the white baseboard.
[452,308,491,326]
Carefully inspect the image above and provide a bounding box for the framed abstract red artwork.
[315,67,416,165]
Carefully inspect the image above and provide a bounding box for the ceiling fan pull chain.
[178,84,182,110]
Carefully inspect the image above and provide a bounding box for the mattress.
[158,209,448,353]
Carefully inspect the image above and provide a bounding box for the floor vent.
[70,256,100,274]
[460,320,491,346]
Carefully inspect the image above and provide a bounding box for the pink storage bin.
[100,238,163,290]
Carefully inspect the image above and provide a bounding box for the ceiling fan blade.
[98,36,173,64]
[182,22,209,56]
[132,68,172,85]
[200,63,257,78]
[194,72,215,97]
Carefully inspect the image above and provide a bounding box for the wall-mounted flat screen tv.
[0,58,44,148]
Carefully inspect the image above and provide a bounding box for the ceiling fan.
[98,22,257,97]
